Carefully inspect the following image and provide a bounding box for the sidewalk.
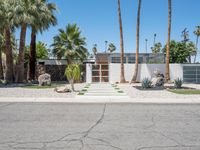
[0,97,200,104]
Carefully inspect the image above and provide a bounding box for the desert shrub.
[174,78,183,89]
[142,78,152,89]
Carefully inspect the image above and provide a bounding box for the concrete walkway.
[77,83,128,97]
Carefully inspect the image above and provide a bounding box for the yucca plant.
[65,64,80,92]
[142,78,152,89]
[174,78,183,89]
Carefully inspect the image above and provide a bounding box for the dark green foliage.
[151,42,162,54]
[163,40,196,63]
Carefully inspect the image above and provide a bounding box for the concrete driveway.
[0,103,200,150]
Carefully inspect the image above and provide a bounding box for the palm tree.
[27,0,57,80]
[0,0,16,83]
[51,24,88,64]
[15,0,38,83]
[108,43,116,53]
[132,0,142,83]
[92,44,98,56]
[0,32,4,79]
[117,0,126,83]
[194,26,200,63]
[165,0,172,82]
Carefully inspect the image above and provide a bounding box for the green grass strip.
[168,89,200,95]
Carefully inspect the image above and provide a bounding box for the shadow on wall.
[145,64,165,80]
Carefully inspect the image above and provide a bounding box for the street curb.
[0,97,200,104]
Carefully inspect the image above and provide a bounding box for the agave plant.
[142,78,152,89]
[174,78,183,89]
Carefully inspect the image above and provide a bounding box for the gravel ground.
[0,83,200,99]
[0,83,86,98]
[119,83,200,99]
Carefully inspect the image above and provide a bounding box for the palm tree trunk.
[16,23,27,83]
[5,28,14,83]
[0,30,4,80]
[117,0,126,83]
[0,49,4,80]
[132,0,142,83]
[165,0,172,82]
[69,79,75,92]
[194,36,199,63]
[28,27,36,81]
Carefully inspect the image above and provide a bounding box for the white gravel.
[0,83,86,98]
[118,83,200,99]
[0,83,200,100]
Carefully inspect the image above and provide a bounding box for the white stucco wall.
[109,63,184,83]
[86,63,200,83]
[86,64,92,83]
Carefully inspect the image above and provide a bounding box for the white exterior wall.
[86,63,200,83]
[109,63,184,83]
[86,64,92,83]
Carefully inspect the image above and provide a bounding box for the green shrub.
[174,78,183,89]
[142,78,152,89]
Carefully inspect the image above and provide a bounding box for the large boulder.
[151,70,164,87]
[38,73,51,86]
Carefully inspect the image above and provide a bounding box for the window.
[128,57,143,63]
[128,57,135,63]
[111,57,126,63]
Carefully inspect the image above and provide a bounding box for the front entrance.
[92,64,109,83]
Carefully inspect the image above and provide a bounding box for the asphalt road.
[0,103,200,150]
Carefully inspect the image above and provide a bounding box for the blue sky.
[16,0,200,54]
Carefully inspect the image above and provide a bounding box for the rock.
[151,77,164,87]
[54,86,71,93]
[153,70,164,78]
[151,70,165,87]
[38,73,51,86]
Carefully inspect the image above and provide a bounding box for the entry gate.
[91,64,109,83]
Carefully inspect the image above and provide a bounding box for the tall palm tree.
[15,0,38,83]
[165,0,172,82]
[194,26,200,63]
[27,0,57,80]
[132,0,142,83]
[0,32,4,79]
[0,0,16,83]
[117,0,126,83]
[51,24,88,64]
